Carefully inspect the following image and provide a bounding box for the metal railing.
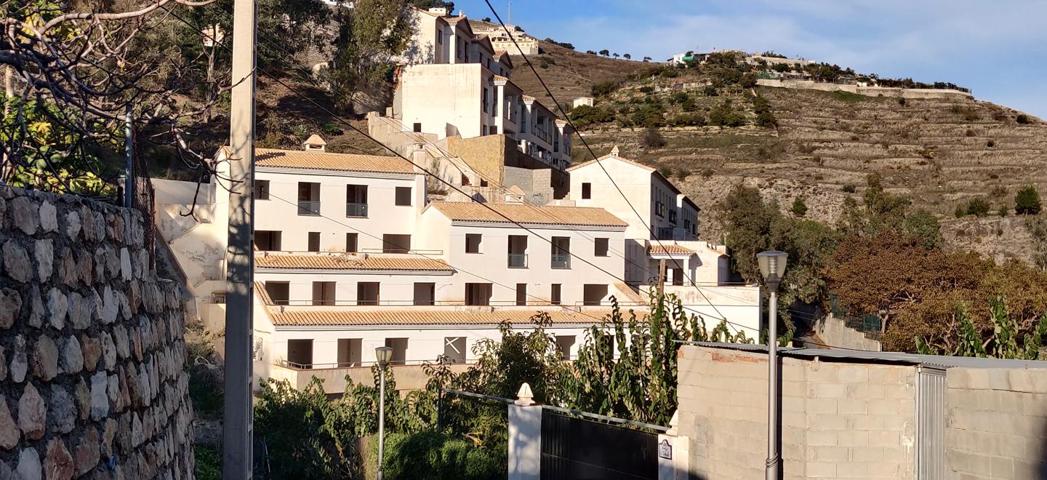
[508,253,528,269]
[551,253,571,269]
[297,200,321,216]
[345,202,368,218]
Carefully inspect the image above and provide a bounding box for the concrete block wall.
[945,368,1047,479]
[677,346,916,479]
[816,315,882,352]
[0,186,195,479]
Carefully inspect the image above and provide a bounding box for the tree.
[708,100,745,127]
[641,128,666,148]
[328,0,416,110]
[1015,185,1042,215]
[791,197,808,217]
[599,49,610,56]
[916,298,1047,360]
[623,53,632,60]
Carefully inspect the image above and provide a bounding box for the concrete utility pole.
[657,259,667,298]
[224,0,256,475]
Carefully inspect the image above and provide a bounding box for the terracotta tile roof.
[649,244,695,257]
[266,308,626,327]
[254,282,273,305]
[429,201,628,228]
[255,148,416,175]
[613,282,648,305]
[255,253,453,272]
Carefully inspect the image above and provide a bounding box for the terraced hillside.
[508,46,1047,264]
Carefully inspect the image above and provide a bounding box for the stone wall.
[756,78,974,100]
[677,345,916,479]
[815,315,881,352]
[945,368,1047,479]
[0,186,194,479]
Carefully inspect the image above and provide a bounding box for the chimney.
[302,134,327,152]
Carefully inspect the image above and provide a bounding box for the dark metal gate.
[540,409,658,480]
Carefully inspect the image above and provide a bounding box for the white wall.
[255,270,455,306]
[254,169,424,252]
[569,158,653,240]
[399,63,491,139]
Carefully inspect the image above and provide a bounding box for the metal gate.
[540,409,658,480]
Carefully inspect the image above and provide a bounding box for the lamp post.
[375,346,393,480]
[757,250,788,480]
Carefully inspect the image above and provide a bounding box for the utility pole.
[225,0,256,475]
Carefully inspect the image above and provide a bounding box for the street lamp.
[757,250,787,480]
[375,346,393,480]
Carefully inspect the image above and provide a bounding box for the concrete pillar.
[495,83,506,134]
[508,384,542,480]
[449,33,457,64]
[658,411,690,480]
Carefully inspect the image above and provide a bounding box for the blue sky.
[457,0,1047,118]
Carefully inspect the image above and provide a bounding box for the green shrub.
[955,204,966,218]
[740,72,758,89]
[568,105,615,127]
[670,113,706,127]
[680,96,697,112]
[1016,185,1042,215]
[966,197,991,217]
[842,184,856,193]
[591,80,620,97]
[702,84,718,97]
[639,85,654,94]
[998,205,1009,217]
[831,90,866,103]
[195,446,221,480]
[791,197,808,217]
[708,100,745,127]
[1016,114,1030,124]
[753,95,777,128]
[669,92,690,105]
[631,104,665,128]
[641,128,666,148]
[382,431,505,480]
[986,139,996,148]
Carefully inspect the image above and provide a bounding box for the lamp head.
[756,250,788,287]
[375,346,393,368]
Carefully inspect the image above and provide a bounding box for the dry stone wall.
[0,186,194,479]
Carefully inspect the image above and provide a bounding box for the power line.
[481,0,736,328]
[160,7,738,327]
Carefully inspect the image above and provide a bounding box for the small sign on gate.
[658,439,672,460]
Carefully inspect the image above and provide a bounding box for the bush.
[740,72,758,89]
[965,197,991,217]
[568,105,615,127]
[702,84,718,97]
[708,100,745,127]
[842,184,857,193]
[998,205,1009,217]
[669,92,690,105]
[680,96,697,112]
[639,85,654,94]
[195,446,221,480]
[1016,114,1030,124]
[641,128,666,148]
[591,80,620,97]
[987,139,996,148]
[791,197,808,217]
[955,203,966,218]
[658,165,674,178]
[752,95,777,128]
[382,431,505,480]
[1016,185,1042,215]
[631,104,665,128]
[670,113,706,127]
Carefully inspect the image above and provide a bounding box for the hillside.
[507,42,652,109]
[509,43,1047,265]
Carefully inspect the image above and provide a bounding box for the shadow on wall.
[1040,421,1047,478]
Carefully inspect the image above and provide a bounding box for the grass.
[831,90,868,103]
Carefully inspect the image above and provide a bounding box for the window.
[594,238,609,257]
[337,339,361,367]
[488,126,497,135]
[465,234,482,254]
[357,282,380,306]
[482,88,489,113]
[312,282,336,306]
[255,231,282,251]
[583,284,608,306]
[307,232,320,252]
[286,339,313,368]
[254,180,270,200]
[550,284,561,305]
[413,122,422,132]
[395,187,412,206]
[383,234,411,253]
[461,174,471,186]
[551,237,570,269]
[413,283,435,306]
[384,338,408,365]
[264,282,289,305]
[444,337,466,364]
[346,233,358,253]
[346,185,368,217]
[297,182,320,216]
[465,283,492,306]
[516,283,527,306]
[507,235,527,268]
[480,179,489,187]
[672,267,684,286]
[555,335,575,360]
[581,182,591,199]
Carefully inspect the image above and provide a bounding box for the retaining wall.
[0,186,194,479]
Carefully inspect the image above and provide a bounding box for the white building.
[469,21,540,56]
[385,7,572,173]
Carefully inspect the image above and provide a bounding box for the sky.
[455,0,1047,118]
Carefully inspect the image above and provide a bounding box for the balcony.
[297,200,321,216]
[345,202,368,218]
[508,253,528,269]
[551,254,571,269]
